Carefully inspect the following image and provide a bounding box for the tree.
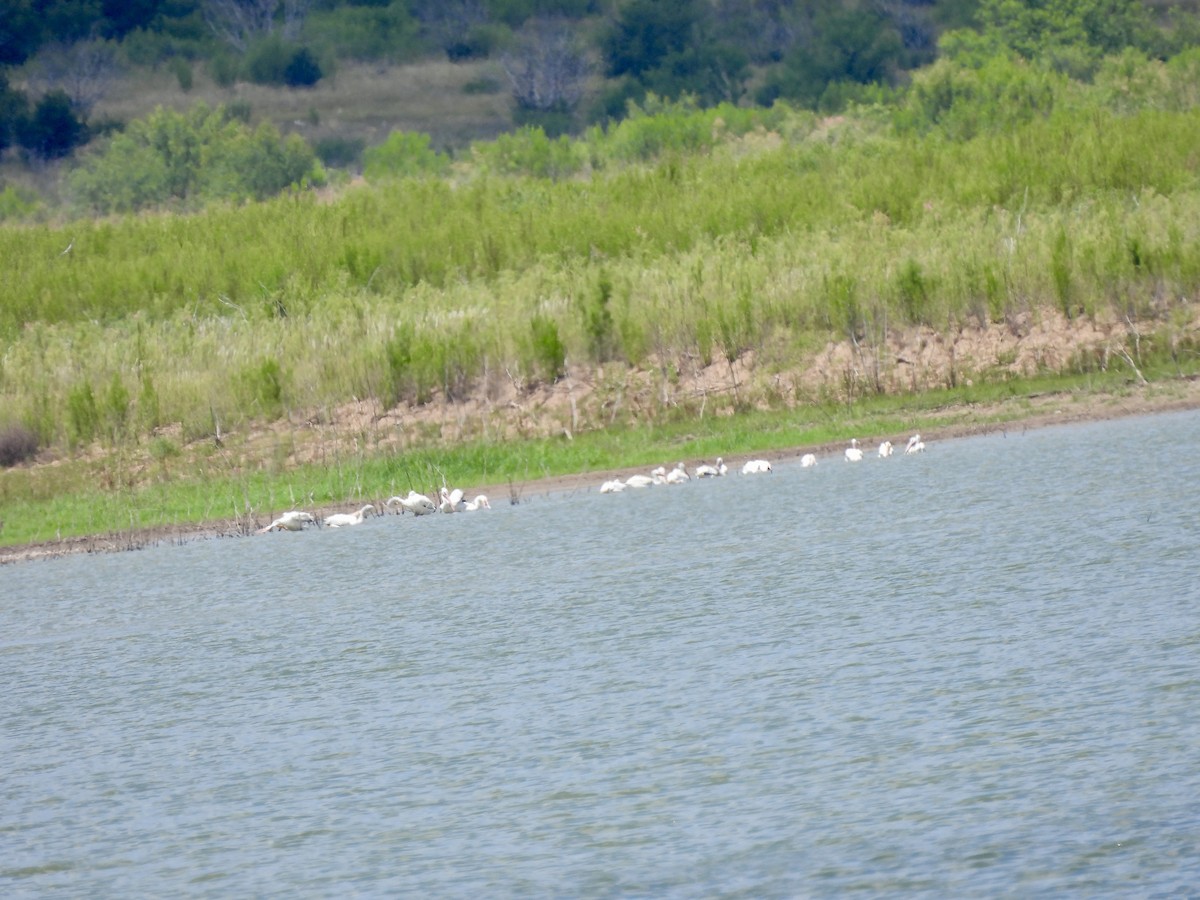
[0,71,30,153]
[603,0,700,78]
[18,90,88,160]
[760,4,905,107]
[0,0,45,65]
[600,0,748,106]
[22,38,121,117]
[202,0,312,52]
[501,17,590,114]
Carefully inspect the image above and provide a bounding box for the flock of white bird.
[257,433,926,534]
[596,432,926,494]
[256,486,491,534]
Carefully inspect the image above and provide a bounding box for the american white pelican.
[624,474,657,488]
[650,465,667,479]
[666,462,690,484]
[800,453,817,468]
[599,479,627,493]
[324,504,374,528]
[439,487,466,513]
[741,459,772,475]
[844,439,864,462]
[905,433,924,454]
[387,491,437,516]
[257,510,316,534]
[695,457,727,478]
[878,440,894,458]
[464,495,491,511]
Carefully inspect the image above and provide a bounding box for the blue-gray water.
[3,410,1199,897]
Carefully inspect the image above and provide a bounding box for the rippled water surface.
[3,410,1199,897]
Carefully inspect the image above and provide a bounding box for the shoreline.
[4,380,1199,567]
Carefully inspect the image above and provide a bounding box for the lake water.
[3,409,1199,897]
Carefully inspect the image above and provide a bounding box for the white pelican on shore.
[845,439,864,462]
[666,462,690,484]
[905,433,925,454]
[599,479,627,493]
[387,491,437,516]
[695,457,727,478]
[439,487,466,513]
[464,495,491,511]
[878,440,894,458]
[257,510,316,534]
[741,459,772,475]
[324,505,374,528]
[800,453,817,468]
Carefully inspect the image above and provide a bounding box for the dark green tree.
[603,0,700,78]
[0,72,30,153]
[18,90,88,159]
[759,4,905,108]
[283,46,323,86]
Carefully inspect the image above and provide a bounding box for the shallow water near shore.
[3,409,1199,896]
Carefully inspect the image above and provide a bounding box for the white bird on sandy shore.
[845,439,864,462]
[666,462,690,484]
[324,504,374,528]
[905,433,925,454]
[695,457,727,478]
[741,459,772,475]
[387,491,436,516]
[439,487,466,513]
[599,479,627,493]
[464,495,491,511]
[878,440,894,458]
[800,453,817,468]
[257,510,316,534]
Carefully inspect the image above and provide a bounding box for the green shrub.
[66,382,100,447]
[313,135,365,168]
[244,35,296,86]
[471,126,584,179]
[529,314,566,382]
[237,357,285,420]
[362,131,450,180]
[102,373,131,443]
[0,184,39,221]
[170,57,193,92]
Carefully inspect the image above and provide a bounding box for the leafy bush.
[68,103,322,213]
[0,184,39,221]
[0,423,39,467]
[244,36,296,86]
[302,5,422,63]
[529,314,566,382]
[313,135,365,168]
[237,357,285,420]
[66,382,100,447]
[362,131,450,180]
[470,126,584,179]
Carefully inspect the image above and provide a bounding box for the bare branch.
[500,18,591,112]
